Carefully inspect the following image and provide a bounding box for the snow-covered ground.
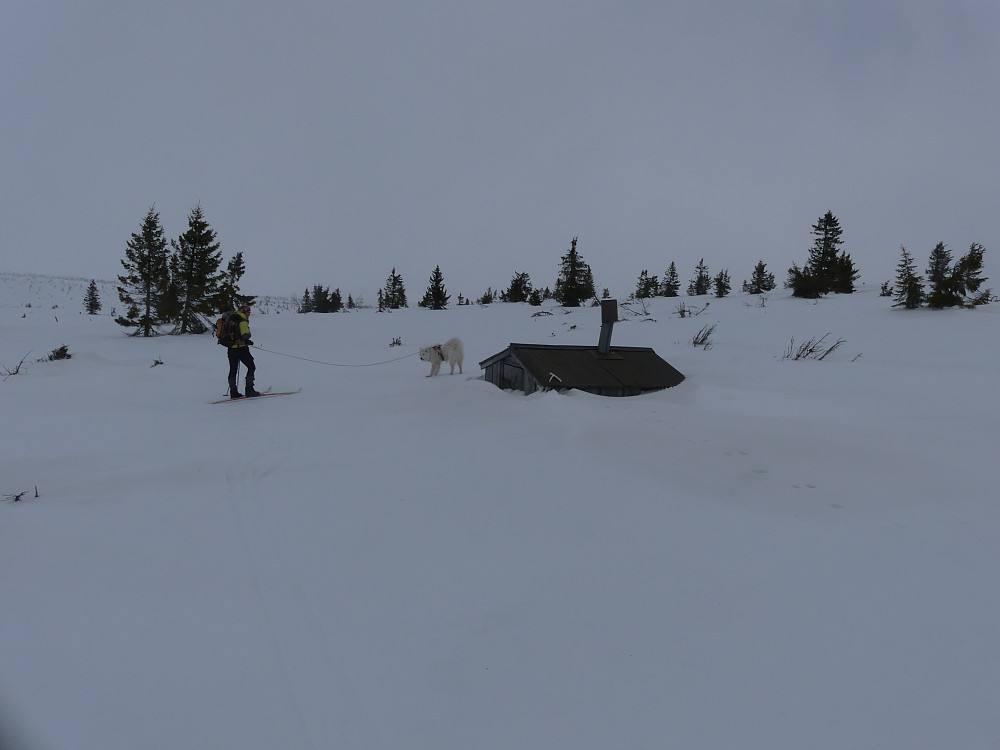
[2,273,998,749]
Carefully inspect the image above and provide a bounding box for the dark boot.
[230,387,243,399]
[245,385,261,397]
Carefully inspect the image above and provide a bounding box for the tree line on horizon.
[304,236,601,314]
[358,217,855,312]
[359,214,899,312]
[114,207,991,331]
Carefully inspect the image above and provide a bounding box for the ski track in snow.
[224,451,381,749]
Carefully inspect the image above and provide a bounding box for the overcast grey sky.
[3,0,997,301]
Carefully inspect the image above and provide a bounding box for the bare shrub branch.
[674,301,710,319]
[691,323,717,350]
[1,353,31,381]
[781,333,846,361]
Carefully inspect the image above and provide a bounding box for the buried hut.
[479,300,685,397]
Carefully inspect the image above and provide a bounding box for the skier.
[226,304,260,398]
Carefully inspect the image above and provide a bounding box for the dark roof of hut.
[479,344,685,393]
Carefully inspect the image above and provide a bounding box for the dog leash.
[251,344,418,368]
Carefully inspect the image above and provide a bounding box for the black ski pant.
[227,346,256,391]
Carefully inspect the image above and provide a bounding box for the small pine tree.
[383,268,407,309]
[299,289,313,313]
[330,287,343,312]
[788,211,855,297]
[660,262,681,297]
[952,242,991,306]
[713,269,731,298]
[116,205,170,336]
[784,262,826,299]
[892,245,925,309]
[312,285,331,313]
[742,260,776,294]
[220,252,254,310]
[170,204,227,333]
[505,271,533,303]
[687,258,711,296]
[419,265,450,309]
[808,211,843,287]
[553,237,596,307]
[377,288,386,313]
[634,270,658,299]
[84,280,102,315]
[527,288,543,306]
[831,252,860,294]
[925,242,959,309]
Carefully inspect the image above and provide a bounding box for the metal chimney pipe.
[598,299,618,354]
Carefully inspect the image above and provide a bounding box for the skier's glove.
[246,339,254,346]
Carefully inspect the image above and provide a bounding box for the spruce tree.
[504,271,533,303]
[383,268,407,309]
[660,262,681,297]
[788,211,853,297]
[713,269,731,298]
[312,285,331,313]
[634,270,658,299]
[742,260,776,294]
[553,237,596,307]
[807,211,843,284]
[952,243,991,305]
[831,252,860,294]
[687,258,711,296]
[892,245,925,309]
[84,280,102,315]
[395,272,407,308]
[330,288,343,312]
[116,205,170,336]
[299,289,313,313]
[925,242,959,308]
[419,265,450,309]
[220,252,254,310]
[170,204,226,333]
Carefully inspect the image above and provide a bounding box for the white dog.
[419,337,464,376]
